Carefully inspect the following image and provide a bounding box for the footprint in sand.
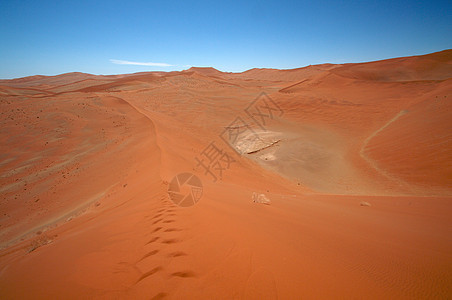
[135,266,163,284]
[152,218,163,225]
[171,271,196,278]
[151,292,167,300]
[161,238,180,244]
[146,237,160,245]
[138,250,159,262]
[164,228,182,232]
[151,213,163,219]
[168,251,187,257]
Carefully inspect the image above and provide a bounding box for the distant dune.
[0,50,451,299]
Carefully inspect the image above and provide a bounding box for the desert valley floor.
[0,50,451,299]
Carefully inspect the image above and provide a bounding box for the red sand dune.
[0,50,451,299]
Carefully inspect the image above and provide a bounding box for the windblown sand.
[0,50,451,299]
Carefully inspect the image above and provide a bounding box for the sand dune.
[238,64,338,82]
[0,50,451,299]
[330,49,452,82]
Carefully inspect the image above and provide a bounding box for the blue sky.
[0,0,451,79]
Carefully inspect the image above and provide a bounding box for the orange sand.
[0,50,451,299]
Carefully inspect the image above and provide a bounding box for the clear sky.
[0,0,451,79]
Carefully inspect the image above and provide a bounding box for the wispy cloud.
[110,59,173,67]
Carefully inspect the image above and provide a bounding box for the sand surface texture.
[0,50,451,299]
